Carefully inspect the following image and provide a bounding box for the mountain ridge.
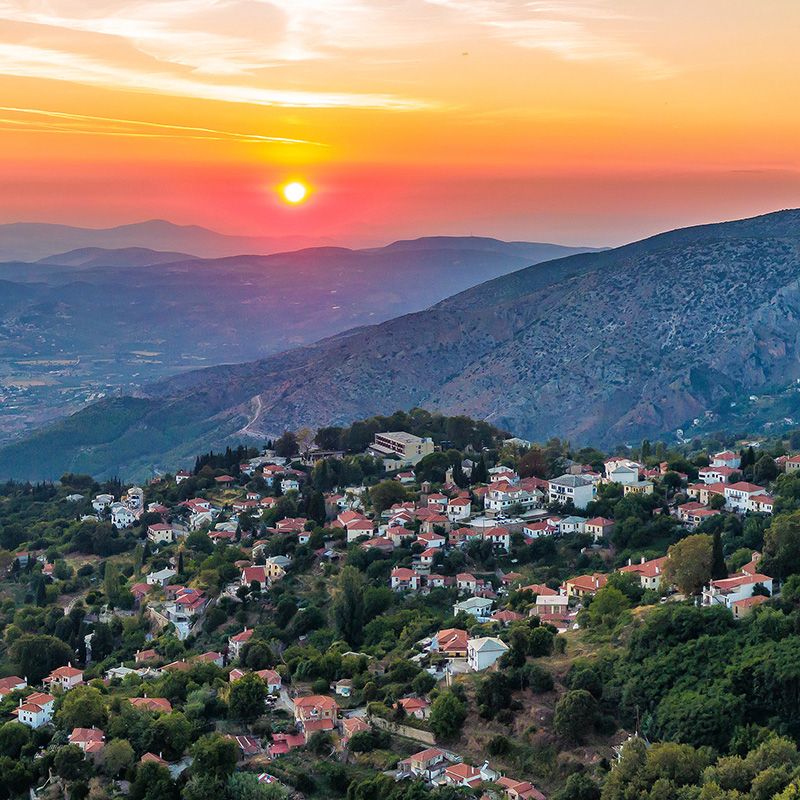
[2,209,799,480]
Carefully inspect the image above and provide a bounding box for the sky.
[1,0,799,247]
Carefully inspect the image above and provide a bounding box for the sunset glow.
[282,182,309,205]
[0,1,799,245]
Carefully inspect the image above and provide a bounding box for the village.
[0,418,797,800]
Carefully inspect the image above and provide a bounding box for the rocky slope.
[2,209,799,480]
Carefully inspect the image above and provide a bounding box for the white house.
[724,482,769,513]
[92,493,114,512]
[467,636,509,671]
[44,663,84,691]
[483,526,512,552]
[702,572,772,609]
[109,503,136,528]
[548,475,594,510]
[391,568,422,592]
[711,450,741,469]
[453,596,493,622]
[558,516,586,535]
[12,692,55,728]
[618,556,669,591]
[146,567,177,587]
[447,497,472,522]
[281,478,300,493]
[607,465,639,485]
[228,628,255,660]
[0,675,27,699]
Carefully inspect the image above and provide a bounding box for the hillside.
[0,237,593,449]
[2,209,800,479]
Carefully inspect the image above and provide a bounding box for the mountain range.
[2,209,799,481]
[0,235,593,446]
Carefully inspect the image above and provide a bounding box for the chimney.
[627,558,632,566]
[641,556,646,564]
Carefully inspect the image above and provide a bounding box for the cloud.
[0,43,430,110]
[0,105,328,144]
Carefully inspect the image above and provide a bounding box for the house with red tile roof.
[69,727,105,754]
[229,627,254,660]
[341,716,370,746]
[562,572,608,599]
[702,572,772,609]
[584,517,615,540]
[618,556,669,591]
[433,628,469,657]
[396,697,431,719]
[12,692,55,728]
[129,696,173,713]
[397,747,452,781]
[44,663,83,691]
[293,695,338,732]
[732,594,769,618]
[444,762,482,788]
[391,567,422,592]
[0,675,26,699]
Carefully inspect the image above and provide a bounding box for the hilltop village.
[2,410,800,800]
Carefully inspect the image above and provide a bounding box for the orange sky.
[1,0,799,246]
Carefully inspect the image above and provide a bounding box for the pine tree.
[473,454,488,484]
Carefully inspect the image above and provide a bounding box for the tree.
[553,690,597,742]
[333,566,366,647]
[711,530,727,580]
[429,690,467,740]
[10,633,73,684]
[274,431,299,458]
[414,452,452,484]
[472,455,488,484]
[584,585,630,629]
[54,744,91,782]
[518,448,548,478]
[152,713,193,761]
[764,511,800,579]
[553,773,600,800]
[369,481,407,515]
[0,721,31,759]
[753,455,779,485]
[99,738,135,777]
[229,673,268,722]
[662,534,713,596]
[130,762,177,800]
[190,733,238,779]
[226,773,288,800]
[57,685,107,729]
[91,622,114,661]
[307,491,326,525]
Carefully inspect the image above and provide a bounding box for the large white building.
[369,432,435,465]
[548,475,595,510]
[467,637,509,671]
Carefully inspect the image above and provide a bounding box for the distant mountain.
[0,219,321,262]
[36,247,192,268]
[1,209,798,481]
[0,235,595,452]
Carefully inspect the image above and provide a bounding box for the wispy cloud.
[0,105,327,144]
[0,43,430,110]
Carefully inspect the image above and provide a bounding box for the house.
[453,595,493,622]
[397,747,451,781]
[687,482,726,506]
[563,573,608,599]
[607,464,640,485]
[334,679,353,697]
[254,669,282,693]
[447,496,472,522]
[623,481,654,496]
[342,716,370,746]
[498,777,546,800]
[396,471,416,484]
[129,696,173,713]
[241,565,271,590]
[604,458,643,478]
[533,594,570,616]
[484,526,511,552]
[391,567,422,592]
[520,583,557,597]
[293,695,338,732]
[345,518,375,543]
[724,482,769,513]
[732,594,769,619]
[619,556,669,591]
[584,517,614,541]
[194,651,224,667]
[229,628,254,660]
[417,531,446,549]
[702,572,773,609]
[147,523,175,545]
[369,431,435,464]
[110,502,136,528]
[135,649,158,664]
[444,762,483,788]
[467,636,509,671]
[44,663,83,691]
[548,474,594,509]
[0,676,27,699]
[12,692,55,728]
[433,628,469,657]
[748,494,775,514]
[269,732,307,757]
[397,697,430,719]
[419,547,438,567]
[175,469,192,483]
[558,515,586,535]
[711,450,741,469]
[491,609,524,625]
[227,734,262,758]
[69,727,105,754]
[450,527,482,548]
[146,567,177,587]
[92,493,114,512]
[456,573,479,594]
[699,465,739,484]
[484,480,539,514]
[215,475,236,487]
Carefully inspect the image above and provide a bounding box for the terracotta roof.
[129,696,173,713]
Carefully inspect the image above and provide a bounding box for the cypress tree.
[711,530,727,580]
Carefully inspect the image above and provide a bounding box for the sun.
[281,181,308,204]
